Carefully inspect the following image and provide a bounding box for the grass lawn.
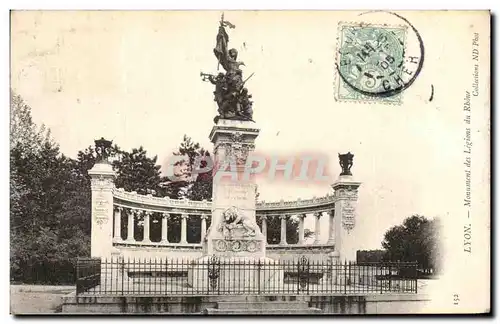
[10,284,75,315]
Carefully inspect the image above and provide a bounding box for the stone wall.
[62,293,431,314]
[112,244,335,262]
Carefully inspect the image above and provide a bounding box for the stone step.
[204,295,305,302]
[204,307,323,315]
[217,301,310,310]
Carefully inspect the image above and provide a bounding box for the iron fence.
[11,259,76,285]
[75,256,418,296]
[76,257,101,294]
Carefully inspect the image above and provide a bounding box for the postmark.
[336,23,407,104]
[334,12,425,104]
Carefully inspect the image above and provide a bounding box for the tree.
[10,139,82,281]
[10,90,91,283]
[186,150,213,202]
[420,218,442,273]
[10,89,53,156]
[381,215,441,273]
[113,146,163,196]
[356,250,386,264]
[161,135,213,201]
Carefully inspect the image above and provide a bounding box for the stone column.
[126,209,135,242]
[260,215,268,243]
[313,212,322,244]
[180,214,188,244]
[89,160,115,258]
[143,211,151,243]
[279,215,288,245]
[332,175,361,262]
[206,119,265,258]
[298,214,306,244]
[200,214,208,243]
[161,213,169,243]
[327,209,335,245]
[113,206,122,241]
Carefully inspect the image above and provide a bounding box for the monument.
[332,152,361,262]
[188,14,283,292]
[88,137,117,258]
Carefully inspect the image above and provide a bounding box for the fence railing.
[76,257,101,294]
[11,259,76,285]
[75,257,418,296]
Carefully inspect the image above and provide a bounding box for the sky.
[10,11,480,249]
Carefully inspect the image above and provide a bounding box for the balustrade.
[112,186,336,250]
[114,207,210,246]
[113,206,336,249]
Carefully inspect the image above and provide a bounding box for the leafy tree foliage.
[10,90,89,283]
[356,250,385,264]
[114,147,163,196]
[161,135,213,201]
[382,215,441,273]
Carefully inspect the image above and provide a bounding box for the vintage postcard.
[9,10,490,315]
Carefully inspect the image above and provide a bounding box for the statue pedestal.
[187,256,284,293]
[204,227,266,258]
[331,175,362,262]
[205,119,264,259]
[88,162,115,258]
[188,119,284,292]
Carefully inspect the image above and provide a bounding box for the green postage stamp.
[335,22,408,104]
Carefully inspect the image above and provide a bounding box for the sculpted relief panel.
[342,200,356,232]
[93,191,109,227]
[218,206,259,238]
[213,239,262,253]
[91,175,114,191]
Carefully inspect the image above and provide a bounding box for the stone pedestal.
[189,119,283,292]
[331,175,361,262]
[204,119,265,258]
[204,227,266,257]
[88,162,116,258]
[187,256,284,293]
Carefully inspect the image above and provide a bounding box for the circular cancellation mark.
[336,11,425,99]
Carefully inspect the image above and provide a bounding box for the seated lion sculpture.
[218,206,258,238]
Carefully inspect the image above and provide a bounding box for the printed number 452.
[453,294,460,305]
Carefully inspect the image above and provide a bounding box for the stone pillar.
[328,251,340,284]
[143,211,151,243]
[113,206,122,241]
[200,214,208,243]
[126,209,135,242]
[327,209,335,245]
[313,212,322,244]
[260,215,268,243]
[180,214,188,244]
[205,119,265,258]
[298,214,306,244]
[161,213,169,243]
[89,161,115,258]
[332,175,361,262]
[279,215,288,245]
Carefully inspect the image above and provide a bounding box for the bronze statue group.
[202,15,254,123]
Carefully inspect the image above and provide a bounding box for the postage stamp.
[335,23,408,104]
